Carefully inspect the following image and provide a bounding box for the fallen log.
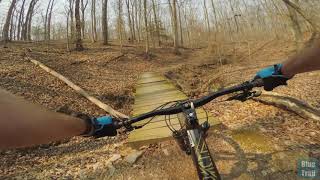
[253,91,320,121]
[28,57,128,119]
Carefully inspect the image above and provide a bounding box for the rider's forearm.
[0,89,87,149]
[281,43,320,78]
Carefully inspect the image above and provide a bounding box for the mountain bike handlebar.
[113,78,264,129]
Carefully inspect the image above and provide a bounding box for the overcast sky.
[0,0,208,28]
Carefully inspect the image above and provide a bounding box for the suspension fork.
[174,102,221,180]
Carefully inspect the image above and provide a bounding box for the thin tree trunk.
[2,0,17,43]
[137,0,142,43]
[203,0,211,35]
[102,0,109,45]
[282,0,319,45]
[9,7,16,41]
[27,0,38,41]
[211,0,219,30]
[117,0,123,50]
[125,0,134,43]
[169,0,180,54]
[91,0,97,42]
[75,0,84,50]
[143,0,149,55]
[44,0,53,40]
[47,0,55,41]
[69,0,75,41]
[178,3,184,47]
[66,10,71,52]
[228,0,240,33]
[284,0,303,46]
[22,0,38,41]
[152,0,161,46]
[130,0,136,41]
[183,5,191,46]
[81,0,88,39]
[17,0,26,40]
[13,11,19,40]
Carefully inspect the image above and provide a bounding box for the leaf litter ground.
[1,41,320,179]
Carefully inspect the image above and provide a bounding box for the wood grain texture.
[128,72,220,144]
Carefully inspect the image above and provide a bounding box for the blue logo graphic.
[298,158,319,179]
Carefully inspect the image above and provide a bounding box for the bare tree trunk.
[135,0,140,43]
[125,0,134,43]
[66,10,70,52]
[13,11,19,40]
[75,0,84,50]
[27,0,38,41]
[282,0,319,46]
[22,0,38,41]
[203,0,211,34]
[152,0,160,46]
[169,0,180,54]
[130,0,136,41]
[117,0,123,50]
[210,0,219,36]
[183,5,191,46]
[47,0,55,41]
[102,0,109,45]
[178,3,184,47]
[143,0,149,55]
[80,0,88,39]
[91,0,97,42]
[69,0,75,41]
[17,0,26,40]
[9,6,16,41]
[228,0,240,33]
[284,0,303,46]
[44,0,53,40]
[2,0,17,43]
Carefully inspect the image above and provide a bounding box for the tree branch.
[28,57,129,119]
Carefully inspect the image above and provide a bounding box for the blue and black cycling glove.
[255,64,291,91]
[80,115,117,138]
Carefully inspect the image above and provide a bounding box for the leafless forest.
[1,0,320,179]
[1,0,319,52]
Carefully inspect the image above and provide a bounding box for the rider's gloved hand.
[79,115,117,138]
[255,64,292,91]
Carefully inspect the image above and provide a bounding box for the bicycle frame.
[174,102,221,180]
[114,79,264,179]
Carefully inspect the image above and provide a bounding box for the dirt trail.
[1,41,320,179]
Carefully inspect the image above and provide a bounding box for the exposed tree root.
[253,92,320,121]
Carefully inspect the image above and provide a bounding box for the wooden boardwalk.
[128,72,220,144]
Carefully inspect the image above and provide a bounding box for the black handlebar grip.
[251,78,264,88]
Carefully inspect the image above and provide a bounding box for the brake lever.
[123,123,143,132]
[227,90,261,102]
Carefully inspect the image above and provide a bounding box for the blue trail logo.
[298,159,319,178]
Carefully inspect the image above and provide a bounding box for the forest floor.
[0,40,320,179]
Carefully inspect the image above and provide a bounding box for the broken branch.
[28,57,129,119]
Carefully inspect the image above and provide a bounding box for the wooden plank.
[128,72,220,144]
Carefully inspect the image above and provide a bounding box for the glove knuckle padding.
[255,64,290,91]
[92,116,117,138]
